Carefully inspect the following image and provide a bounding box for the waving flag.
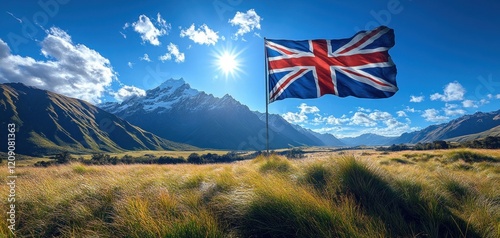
[266,26,398,103]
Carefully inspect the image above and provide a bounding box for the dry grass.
[72,150,231,160]
[0,149,498,237]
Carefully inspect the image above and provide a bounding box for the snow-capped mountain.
[99,78,343,150]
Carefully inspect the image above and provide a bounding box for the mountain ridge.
[0,83,196,156]
[340,133,396,146]
[99,78,344,150]
[392,110,500,144]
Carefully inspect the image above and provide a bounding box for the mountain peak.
[158,78,188,90]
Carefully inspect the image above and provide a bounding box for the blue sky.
[1,0,499,138]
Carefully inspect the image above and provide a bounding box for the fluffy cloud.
[422,109,448,122]
[229,9,262,37]
[404,106,416,113]
[180,24,219,46]
[113,85,146,102]
[140,53,152,62]
[298,103,319,114]
[462,99,477,108]
[396,111,407,117]
[282,103,319,124]
[430,81,465,102]
[443,103,466,116]
[127,62,133,68]
[159,42,185,63]
[282,111,308,124]
[282,105,412,137]
[410,95,424,103]
[0,27,116,104]
[314,115,349,125]
[350,112,377,127]
[129,13,170,46]
[368,111,392,121]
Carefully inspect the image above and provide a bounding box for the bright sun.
[214,46,243,79]
[218,52,237,74]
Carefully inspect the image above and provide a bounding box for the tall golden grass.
[0,148,498,237]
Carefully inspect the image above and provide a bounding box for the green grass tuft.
[258,155,293,173]
[302,162,334,191]
[446,150,498,163]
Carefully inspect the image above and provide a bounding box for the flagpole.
[264,38,269,155]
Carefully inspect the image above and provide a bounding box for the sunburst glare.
[213,45,244,80]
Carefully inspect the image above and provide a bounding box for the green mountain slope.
[0,83,196,156]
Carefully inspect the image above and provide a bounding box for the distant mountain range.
[338,110,500,146]
[2,80,499,156]
[99,78,344,150]
[340,133,396,146]
[0,83,196,156]
[392,110,500,144]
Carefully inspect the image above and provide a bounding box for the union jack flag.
[266,26,398,103]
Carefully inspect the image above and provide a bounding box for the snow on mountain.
[99,78,345,150]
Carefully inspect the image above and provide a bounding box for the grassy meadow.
[1,149,499,237]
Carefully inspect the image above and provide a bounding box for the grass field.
[1,148,499,237]
[8,150,234,167]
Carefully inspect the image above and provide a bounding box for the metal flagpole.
[264,38,269,155]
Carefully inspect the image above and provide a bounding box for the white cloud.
[113,85,146,102]
[410,95,424,103]
[140,53,152,62]
[131,14,170,46]
[462,99,477,108]
[0,27,116,104]
[159,42,185,63]
[368,111,392,121]
[281,103,320,124]
[497,94,500,99]
[462,99,489,108]
[180,24,219,46]
[6,11,22,23]
[430,81,465,102]
[396,111,407,117]
[357,107,372,112]
[156,13,168,29]
[298,103,319,114]
[443,103,466,116]
[422,109,449,122]
[404,106,416,113]
[127,62,133,68]
[229,9,262,37]
[282,112,308,124]
[284,105,414,138]
[311,126,345,135]
[314,115,349,125]
[350,112,377,127]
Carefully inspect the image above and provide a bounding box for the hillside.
[447,125,500,142]
[392,110,500,144]
[0,83,195,156]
